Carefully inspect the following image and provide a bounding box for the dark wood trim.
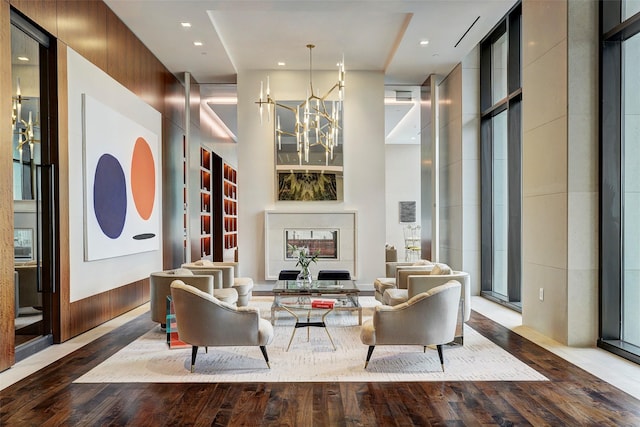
[55,39,69,342]
[67,279,149,339]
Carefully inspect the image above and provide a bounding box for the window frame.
[479,2,522,310]
[599,0,640,365]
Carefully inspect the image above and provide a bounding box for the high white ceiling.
[103,0,517,143]
[103,0,516,85]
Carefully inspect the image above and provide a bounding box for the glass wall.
[600,1,640,364]
[479,3,522,309]
[491,110,509,297]
[492,33,508,104]
[623,34,640,349]
[11,9,57,362]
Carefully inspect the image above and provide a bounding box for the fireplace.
[264,211,357,280]
[285,229,338,259]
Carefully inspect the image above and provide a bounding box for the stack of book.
[311,299,335,309]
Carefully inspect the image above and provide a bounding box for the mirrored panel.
[274,100,343,201]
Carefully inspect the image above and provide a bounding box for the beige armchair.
[360,280,461,371]
[170,280,274,373]
[150,269,238,327]
[182,260,253,306]
[373,261,434,302]
[382,264,471,344]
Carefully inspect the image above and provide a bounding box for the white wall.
[237,69,386,285]
[67,48,163,302]
[385,144,421,254]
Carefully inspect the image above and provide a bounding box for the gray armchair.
[182,260,253,306]
[360,280,461,371]
[150,269,237,326]
[170,280,274,373]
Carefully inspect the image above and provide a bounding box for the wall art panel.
[83,94,159,260]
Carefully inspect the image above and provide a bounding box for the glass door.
[11,12,56,360]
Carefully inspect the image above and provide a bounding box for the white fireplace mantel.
[264,210,357,280]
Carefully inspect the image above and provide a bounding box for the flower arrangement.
[289,244,319,269]
[288,244,319,284]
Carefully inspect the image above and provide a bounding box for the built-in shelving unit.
[223,162,238,258]
[212,153,238,262]
[199,147,212,260]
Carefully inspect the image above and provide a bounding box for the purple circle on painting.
[94,153,127,239]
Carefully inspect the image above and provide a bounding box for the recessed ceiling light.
[17,56,29,61]
[193,41,203,46]
[277,61,286,66]
[420,40,430,46]
[181,22,191,28]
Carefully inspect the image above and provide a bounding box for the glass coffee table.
[271,279,362,326]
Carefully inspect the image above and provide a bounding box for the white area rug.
[75,297,548,383]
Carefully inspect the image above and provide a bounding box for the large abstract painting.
[277,171,338,201]
[83,93,160,261]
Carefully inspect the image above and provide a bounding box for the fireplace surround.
[264,211,357,280]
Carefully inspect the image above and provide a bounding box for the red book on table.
[311,300,334,309]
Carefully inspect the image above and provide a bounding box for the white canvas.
[83,94,160,261]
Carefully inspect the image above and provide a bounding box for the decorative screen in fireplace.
[285,229,338,259]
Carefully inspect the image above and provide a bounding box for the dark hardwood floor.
[1,307,639,426]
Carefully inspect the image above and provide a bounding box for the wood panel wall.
[0,0,186,369]
[0,0,15,373]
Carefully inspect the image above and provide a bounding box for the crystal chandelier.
[257,44,345,165]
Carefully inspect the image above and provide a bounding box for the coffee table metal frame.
[271,279,362,326]
[279,304,336,351]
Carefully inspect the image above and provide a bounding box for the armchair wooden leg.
[191,346,199,373]
[259,346,271,369]
[364,346,375,369]
[436,344,444,372]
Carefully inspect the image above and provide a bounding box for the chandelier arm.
[257,43,344,165]
[319,83,342,100]
[277,130,298,138]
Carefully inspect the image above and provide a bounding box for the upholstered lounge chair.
[182,260,253,306]
[373,260,434,302]
[382,263,471,344]
[149,269,238,327]
[170,280,274,373]
[360,280,461,371]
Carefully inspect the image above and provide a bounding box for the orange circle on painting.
[131,137,155,220]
